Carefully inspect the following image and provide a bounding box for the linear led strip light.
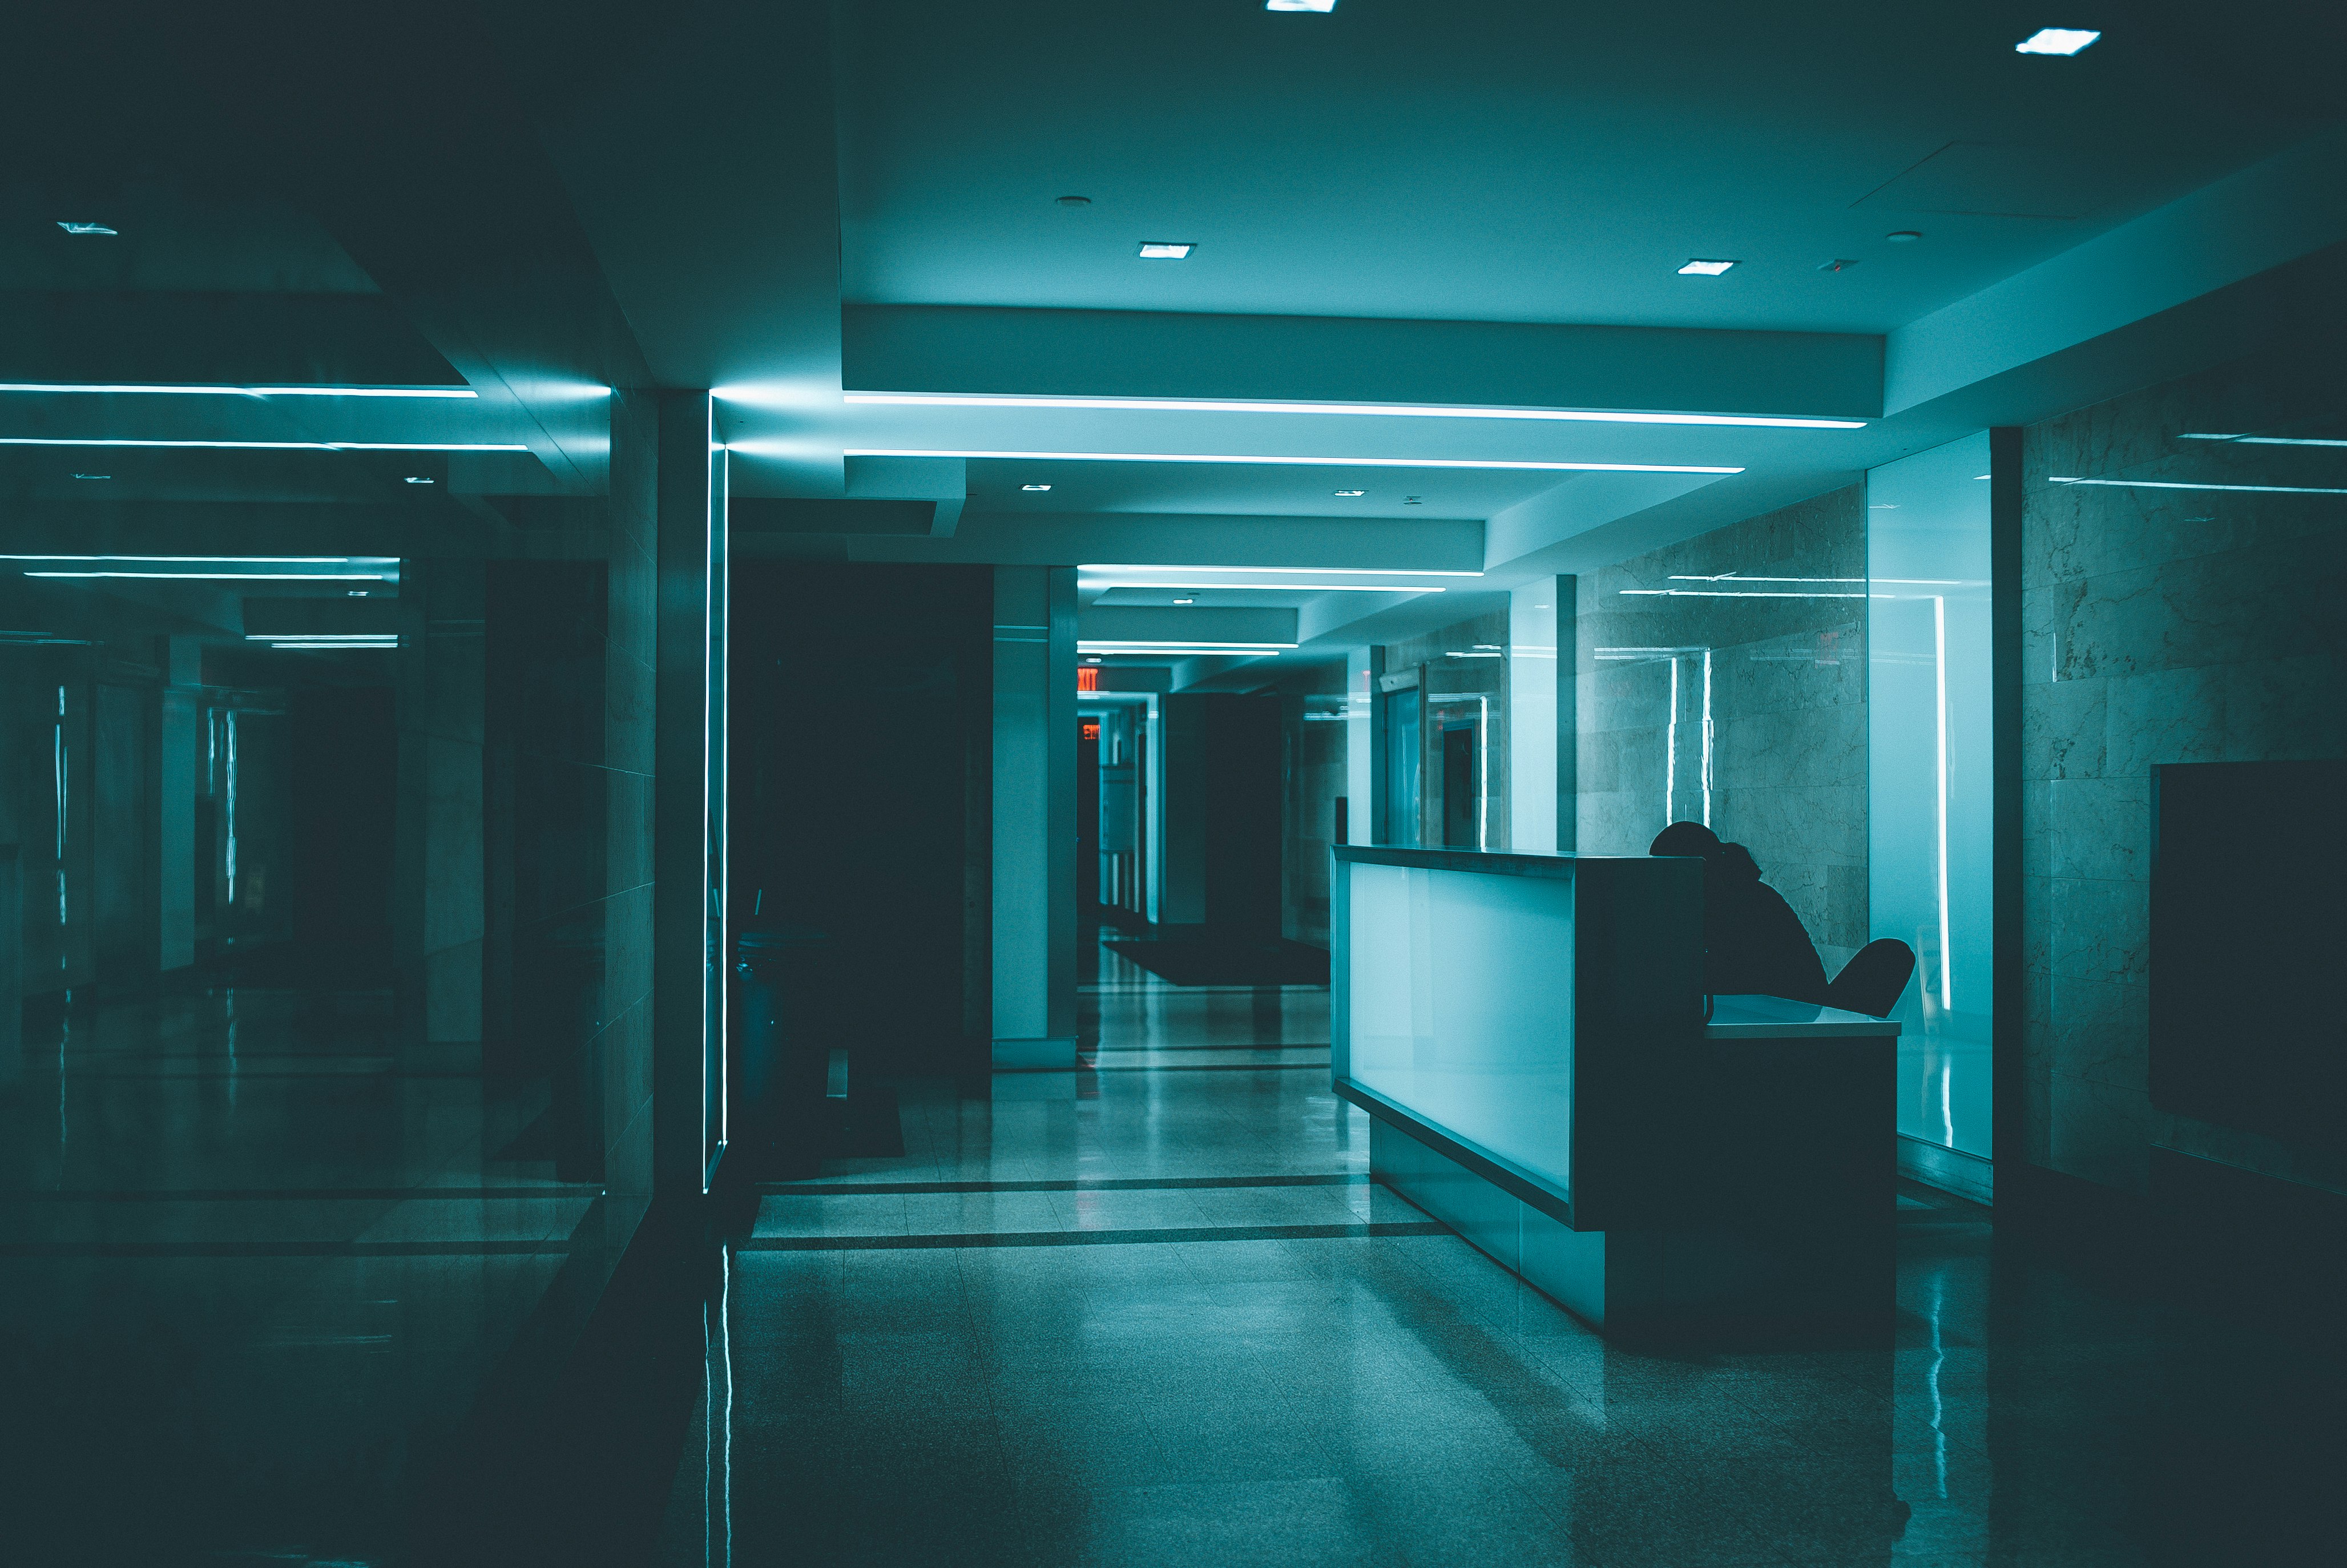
[1082,581,1445,594]
[0,383,479,398]
[10,554,396,581]
[2179,433,2347,447]
[1082,563,1481,577]
[0,438,529,451]
[844,393,1865,431]
[2049,475,2347,495]
[1079,641,1296,652]
[846,448,1741,474]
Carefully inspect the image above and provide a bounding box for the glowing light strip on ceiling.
[845,448,1741,474]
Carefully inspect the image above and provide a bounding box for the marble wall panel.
[2022,342,2347,1197]
[1576,485,1867,973]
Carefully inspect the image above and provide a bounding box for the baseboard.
[1897,1135,1994,1205]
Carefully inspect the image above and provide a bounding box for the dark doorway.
[1442,723,1477,849]
[728,563,991,1077]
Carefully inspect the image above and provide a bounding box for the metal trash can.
[733,922,832,1175]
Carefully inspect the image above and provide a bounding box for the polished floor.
[0,982,627,1567]
[5,952,2340,1566]
[643,945,2342,1567]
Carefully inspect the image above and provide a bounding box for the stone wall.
[2022,347,2347,1196]
[1576,486,1869,974]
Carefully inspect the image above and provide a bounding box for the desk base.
[1371,1120,1892,1343]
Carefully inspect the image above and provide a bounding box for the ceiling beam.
[844,304,1883,421]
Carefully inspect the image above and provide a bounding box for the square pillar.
[394,559,486,1063]
[991,566,1076,1068]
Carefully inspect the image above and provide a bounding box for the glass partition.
[1868,432,1993,1160]
[1345,859,1575,1193]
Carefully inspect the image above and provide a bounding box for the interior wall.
[1381,608,1513,852]
[2021,342,2347,1198]
[1275,663,1347,949]
[1576,485,1870,976]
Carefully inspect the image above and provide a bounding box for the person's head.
[1716,841,1763,882]
[1649,821,1721,860]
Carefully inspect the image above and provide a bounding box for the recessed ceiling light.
[1083,656,1102,664]
[348,590,370,596]
[404,475,434,484]
[1172,597,1195,604]
[1056,195,1092,207]
[2015,27,2100,55]
[70,473,110,481]
[56,222,116,236]
[1266,0,1337,9]
[1677,259,1736,276]
[1333,489,1366,497]
[1022,482,1052,491]
[1138,242,1195,259]
[1885,231,1923,243]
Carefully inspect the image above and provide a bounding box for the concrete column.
[1345,647,1373,846]
[157,638,200,972]
[1509,580,1561,855]
[394,558,486,1063]
[654,390,726,1195]
[991,565,1076,1068]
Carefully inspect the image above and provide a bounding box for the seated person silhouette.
[1648,821,1829,1005]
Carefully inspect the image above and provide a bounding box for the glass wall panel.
[1346,860,1574,1192]
[1869,432,1994,1160]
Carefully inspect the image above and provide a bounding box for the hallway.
[642,945,2337,1568]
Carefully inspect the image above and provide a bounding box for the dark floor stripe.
[11,1186,604,1203]
[1079,1063,1328,1073]
[756,1173,1366,1196]
[736,1220,1449,1252]
[0,1239,578,1258]
[1088,1044,1330,1053]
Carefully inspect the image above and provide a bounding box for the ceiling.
[5,1,2345,686]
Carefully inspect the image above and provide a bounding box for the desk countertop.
[1704,994,1901,1039]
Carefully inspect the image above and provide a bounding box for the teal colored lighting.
[1265,0,1337,10]
[1137,242,1195,259]
[0,437,526,451]
[2048,476,2347,495]
[30,571,391,581]
[1677,259,1737,276]
[56,222,116,235]
[844,447,1741,475]
[0,382,477,398]
[2015,28,2100,55]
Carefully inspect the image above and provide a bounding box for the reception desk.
[1332,846,1900,1338]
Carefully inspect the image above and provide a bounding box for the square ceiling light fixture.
[1677,259,1737,276]
[2015,28,2100,54]
[1022,483,1052,491]
[1266,1,1337,9]
[1137,241,1195,259]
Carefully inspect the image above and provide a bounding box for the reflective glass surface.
[1345,860,1574,1192]
[1869,433,1994,1159]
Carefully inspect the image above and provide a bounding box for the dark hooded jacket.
[1649,823,1830,1004]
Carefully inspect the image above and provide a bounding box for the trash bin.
[733,922,832,1175]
